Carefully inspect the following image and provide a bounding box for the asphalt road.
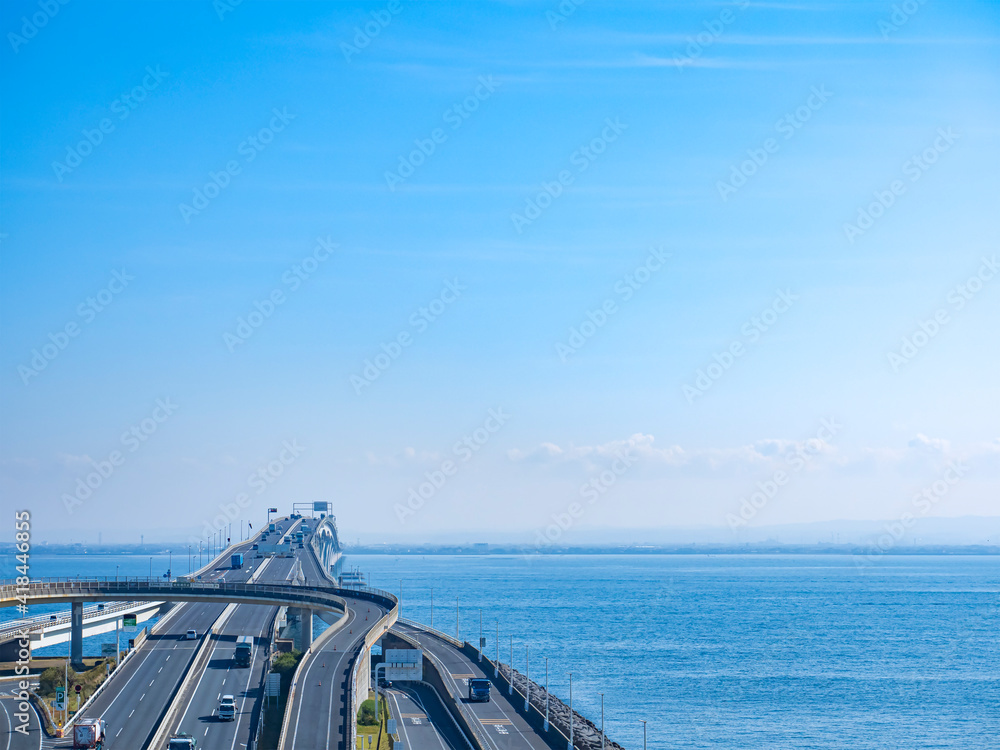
[43,522,289,750]
[283,540,389,750]
[166,555,297,750]
[385,682,467,750]
[0,691,43,750]
[395,624,550,750]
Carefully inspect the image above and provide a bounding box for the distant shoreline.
[3,543,999,556]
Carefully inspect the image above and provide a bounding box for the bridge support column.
[71,600,84,668]
[301,609,313,649]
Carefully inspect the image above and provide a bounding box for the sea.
[3,553,998,749]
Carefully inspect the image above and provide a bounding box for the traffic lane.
[287,595,388,750]
[170,557,295,746]
[169,602,275,749]
[0,694,43,750]
[395,625,549,750]
[387,683,465,750]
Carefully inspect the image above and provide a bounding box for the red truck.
[73,718,107,749]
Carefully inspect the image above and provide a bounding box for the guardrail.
[0,600,152,641]
[0,579,353,614]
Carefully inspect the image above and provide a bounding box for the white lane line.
[407,689,450,750]
[116,728,122,737]
[1,698,14,750]
[391,691,416,750]
[129,710,134,718]
[229,615,270,750]
[149,680,155,687]
[140,693,145,701]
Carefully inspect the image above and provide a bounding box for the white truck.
[72,718,107,749]
[168,734,197,749]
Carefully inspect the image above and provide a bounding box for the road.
[384,682,467,750]
[282,539,389,750]
[394,623,550,750]
[0,689,43,750]
[44,519,298,749]
[166,555,297,750]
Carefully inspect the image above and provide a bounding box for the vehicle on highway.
[185,629,198,640]
[73,717,107,748]
[377,677,392,688]
[235,635,253,666]
[251,543,259,550]
[468,678,491,702]
[231,552,244,569]
[218,695,236,721]
[168,734,197,749]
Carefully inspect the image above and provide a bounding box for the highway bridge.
[1,512,594,750]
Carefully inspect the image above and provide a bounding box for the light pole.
[509,635,513,695]
[568,673,573,750]
[399,580,402,618]
[187,545,191,574]
[115,565,119,583]
[168,551,171,579]
[544,658,549,731]
[524,645,530,712]
[600,694,604,750]
[430,588,433,627]
[495,621,499,677]
[478,610,483,662]
[641,720,646,750]
[456,596,460,641]
[148,557,152,579]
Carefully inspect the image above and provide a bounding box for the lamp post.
[187,545,191,574]
[478,610,483,662]
[524,645,530,712]
[568,673,574,750]
[509,634,514,695]
[399,580,402,619]
[148,557,152,579]
[544,658,549,731]
[430,588,433,627]
[600,694,604,750]
[115,565,119,583]
[456,596,460,641]
[641,720,646,750]
[495,621,499,677]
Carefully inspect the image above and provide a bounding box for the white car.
[218,695,236,721]
[185,629,198,640]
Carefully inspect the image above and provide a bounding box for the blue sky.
[1,0,998,544]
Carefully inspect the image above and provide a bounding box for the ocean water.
[4,553,998,748]
[353,553,1000,750]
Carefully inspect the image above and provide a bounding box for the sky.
[1,0,998,546]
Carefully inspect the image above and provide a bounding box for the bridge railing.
[0,579,366,613]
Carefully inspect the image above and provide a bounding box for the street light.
[641,720,647,750]
[148,557,152,579]
[495,621,499,677]
[568,673,574,750]
[115,565,119,583]
[478,610,483,663]
[524,645,530,712]
[600,694,604,750]
[430,587,433,627]
[544,657,549,731]
[509,635,514,695]
[456,595,460,641]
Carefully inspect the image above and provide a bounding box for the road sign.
[74,684,81,693]
[53,698,65,710]
[101,642,117,657]
[266,673,281,697]
[384,649,422,681]
[123,614,137,627]
[55,687,65,702]
[387,719,397,735]
[480,637,487,647]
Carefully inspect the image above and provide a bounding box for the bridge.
[0,512,598,750]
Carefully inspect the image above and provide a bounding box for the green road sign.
[123,614,137,627]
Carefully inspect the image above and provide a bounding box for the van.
[186,629,198,640]
[218,695,236,721]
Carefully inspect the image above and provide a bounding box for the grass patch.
[357,692,392,750]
